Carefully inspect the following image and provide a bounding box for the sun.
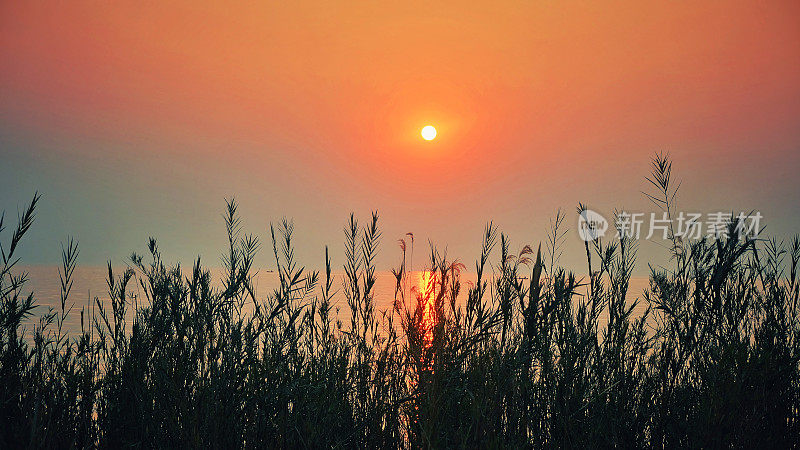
[421,125,437,141]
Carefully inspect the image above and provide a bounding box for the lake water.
[18,265,651,337]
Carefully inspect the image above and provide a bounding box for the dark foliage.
[1,157,798,448]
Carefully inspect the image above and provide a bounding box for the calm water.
[18,265,650,336]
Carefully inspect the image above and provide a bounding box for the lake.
[18,265,651,337]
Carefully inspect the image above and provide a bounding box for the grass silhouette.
[1,155,798,448]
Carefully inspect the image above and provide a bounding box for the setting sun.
[421,125,437,141]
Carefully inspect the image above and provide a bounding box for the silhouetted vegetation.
[1,156,798,448]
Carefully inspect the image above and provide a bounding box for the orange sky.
[1,1,799,271]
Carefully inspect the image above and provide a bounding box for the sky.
[1,1,799,274]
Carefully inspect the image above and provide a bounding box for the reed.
[1,155,798,448]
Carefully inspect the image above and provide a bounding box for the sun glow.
[421,125,437,141]
[414,270,438,348]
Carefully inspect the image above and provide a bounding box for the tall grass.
[1,155,798,448]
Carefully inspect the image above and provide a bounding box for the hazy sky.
[2,1,799,274]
